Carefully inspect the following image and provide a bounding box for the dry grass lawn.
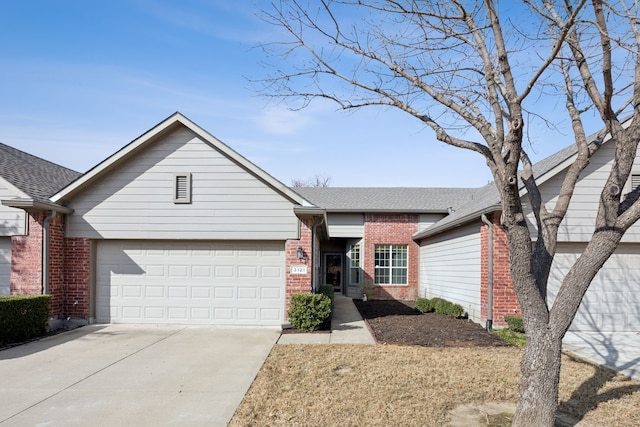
[229,345,640,427]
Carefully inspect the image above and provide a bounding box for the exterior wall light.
[297,246,304,259]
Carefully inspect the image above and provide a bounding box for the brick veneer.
[285,217,314,315]
[9,210,91,323]
[10,212,45,295]
[63,238,91,320]
[363,214,419,300]
[480,213,521,327]
[48,214,65,319]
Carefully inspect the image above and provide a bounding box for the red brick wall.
[9,210,91,322]
[363,214,419,300]
[480,214,521,327]
[285,218,314,315]
[10,212,44,295]
[63,238,91,320]
[48,214,65,319]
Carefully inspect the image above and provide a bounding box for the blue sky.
[0,1,577,188]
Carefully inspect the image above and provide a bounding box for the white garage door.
[96,240,286,325]
[549,244,640,332]
[0,237,10,296]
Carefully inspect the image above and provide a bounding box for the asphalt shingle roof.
[0,142,81,200]
[293,187,480,212]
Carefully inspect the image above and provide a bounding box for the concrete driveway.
[0,325,279,426]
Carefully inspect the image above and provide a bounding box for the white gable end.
[0,177,27,236]
[526,141,640,242]
[65,127,299,240]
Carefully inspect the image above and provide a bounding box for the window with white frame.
[374,244,408,285]
[348,243,361,285]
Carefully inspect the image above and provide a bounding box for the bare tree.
[258,0,640,425]
[291,174,332,187]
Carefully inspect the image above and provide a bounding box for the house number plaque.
[290,265,308,275]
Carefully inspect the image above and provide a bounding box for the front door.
[324,253,343,294]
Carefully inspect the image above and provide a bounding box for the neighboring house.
[1,112,638,333]
[415,127,640,332]
[0,143,80,298]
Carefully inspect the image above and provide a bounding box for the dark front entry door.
[324,253,343,294]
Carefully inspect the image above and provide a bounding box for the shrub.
[504,315,525,333]
[0,295,51,346]
[288,293,332,332]
[319,285,335,312]
[415,298,434,313]
[438,301,465,318]
[423,297,465,318]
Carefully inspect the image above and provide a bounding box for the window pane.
[391,268,407,284]
[375,245,390,267]
[375,267,389,284]
[392,246,407,267]
[350,268,360,284]
[350,244,360,267]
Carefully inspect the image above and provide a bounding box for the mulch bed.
[353,299,511,347]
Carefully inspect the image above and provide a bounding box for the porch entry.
[324,253,343,294]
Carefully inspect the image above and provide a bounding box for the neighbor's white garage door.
[549,244,640,332]
[96,240,285,325]
[0,237,10,296]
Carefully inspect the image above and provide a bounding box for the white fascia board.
[2,198,74,214]
[52,112,307,206]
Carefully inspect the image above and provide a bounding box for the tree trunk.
[512,328,563,427]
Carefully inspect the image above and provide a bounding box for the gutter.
[413,204,501,240]
[481,214,494,331]
[1,198,74,214]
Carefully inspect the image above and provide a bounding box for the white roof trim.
[2,198,74,214]
[51,112,307,205]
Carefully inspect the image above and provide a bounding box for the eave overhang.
[1,198,74,214]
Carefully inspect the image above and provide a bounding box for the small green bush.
[422,297,464,318]
[439,301,465,318]
[319,285,335,311]
[288,293,332,332]
[0,295,51,346]
[504,315,524,333]
[429,297,448,313]
[415,298,434,313]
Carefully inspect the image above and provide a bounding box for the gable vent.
[174,173,192,204]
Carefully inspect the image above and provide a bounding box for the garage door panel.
[550,245,640,332]
[96,240,285,325]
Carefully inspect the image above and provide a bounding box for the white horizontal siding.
[419,222,482,322]
[548,243,640,332]
[327,213,364,238]
[65,128,299,240]
[0,185,26,236]
[527,142,640,242]
[418,213,446,232]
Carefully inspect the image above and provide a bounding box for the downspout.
[42,210,56,294]
[481,214,493,331]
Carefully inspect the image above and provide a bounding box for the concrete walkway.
[0,325,279,426]
[563,331,640,381]
[277,295,376,344]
